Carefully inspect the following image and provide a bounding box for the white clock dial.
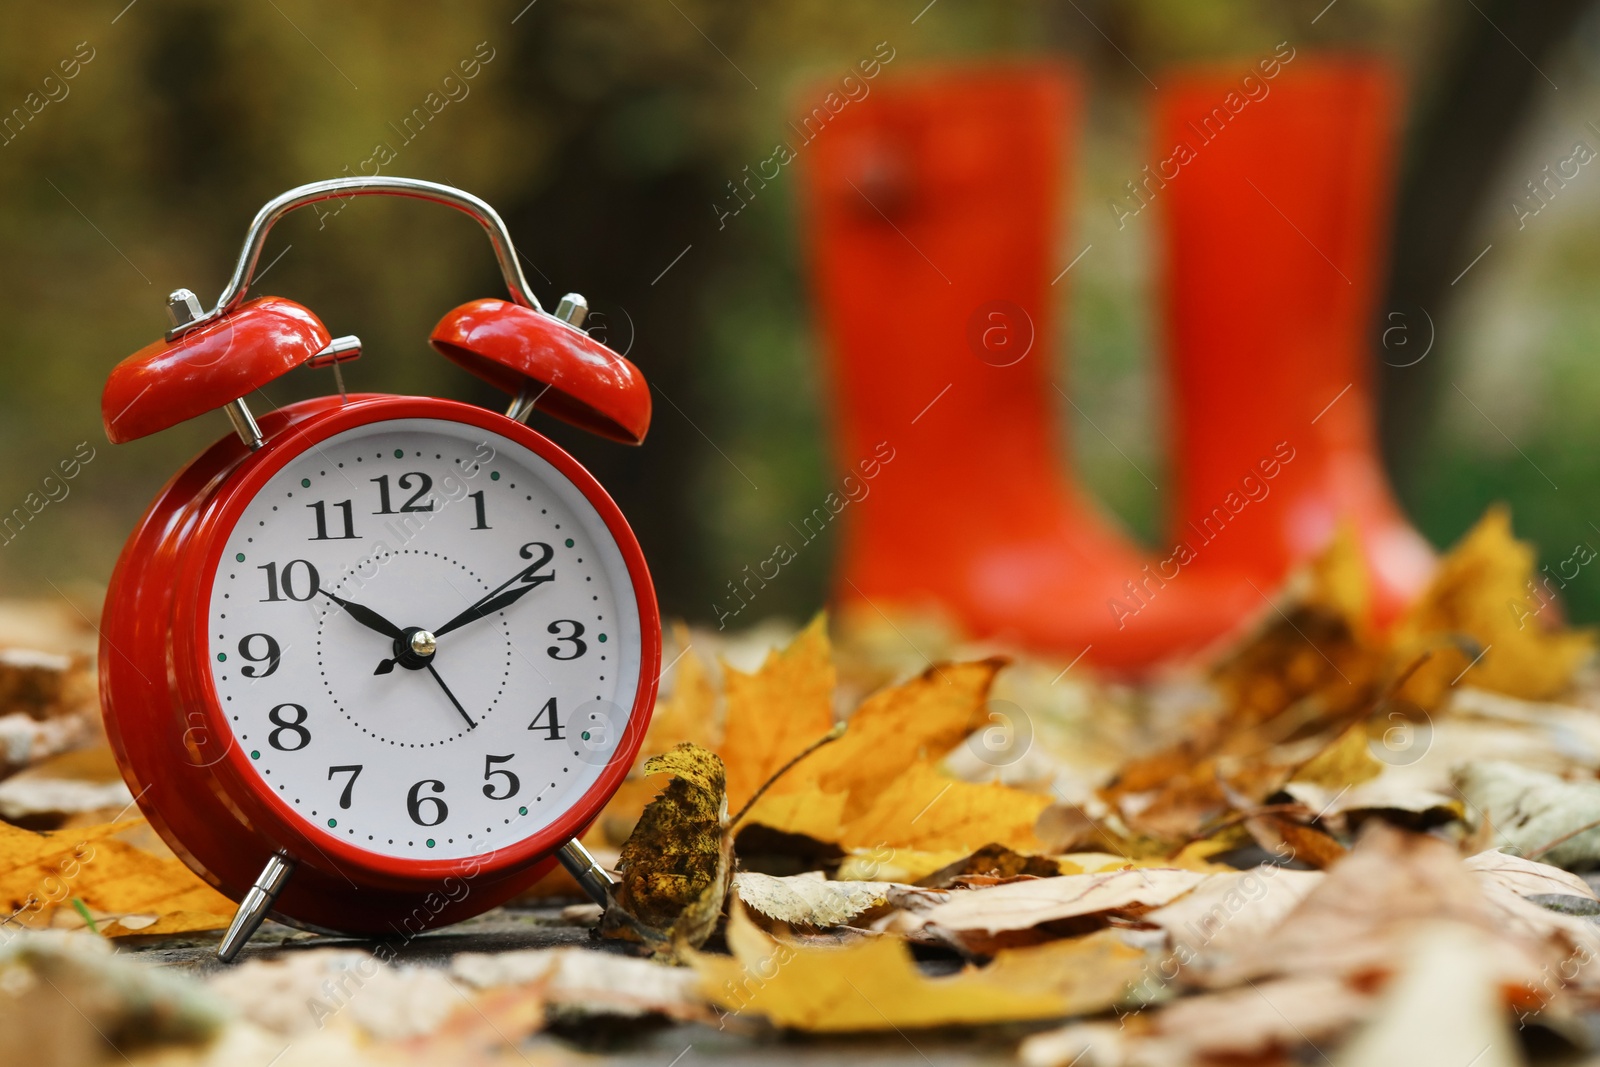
[205,417,643,862]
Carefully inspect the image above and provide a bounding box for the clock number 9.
[267,703,311,751]
[259,560,320,602]
[481,754,520,799]
[237,633,280,678]
[407,779,448,826]
[547,620,587,660]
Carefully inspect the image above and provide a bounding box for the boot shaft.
[1156,59,1403,568]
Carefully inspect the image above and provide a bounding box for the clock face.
[204,417,644,863]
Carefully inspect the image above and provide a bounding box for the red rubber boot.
[1154,58,1434,623]
[802,66,1250,669]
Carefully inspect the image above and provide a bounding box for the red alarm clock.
[97,178,660,961]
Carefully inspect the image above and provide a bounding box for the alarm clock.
[97,178,660,961]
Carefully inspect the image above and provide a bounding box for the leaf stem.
[729,721,847,829]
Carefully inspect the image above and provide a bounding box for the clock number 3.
[547,620,587,660]
[328,764,362,809]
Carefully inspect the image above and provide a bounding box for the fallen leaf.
[207,949,457,1040]
[691,900,1139,1031]
[0,929,227,1065]
[1330,922,1524,1067]
[1465,848,1600,901]
[450,946,709,1021]
[746,658,1005,829]
[0,647,81,721]
[839,762,1052,853]
[0,745,132,825]
[1143,866,1323,960]
[1454,759,1600,870]
[1393,507,1594,706]
[1243,813,1347,869]
[720,614,835,813]
[892,867,1206,954]
[732,871,898,927]
[1208,825,1557,994]
[601,743,731,953]
[1290,721,1383,789]
[0,819,233,932]
[916,843,1065,887]
[642,625,721,754]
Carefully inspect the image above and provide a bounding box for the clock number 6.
[547,620,587,660]
[267,703,311,751]
[407,779,448,826]
[481,754,520,799]
[328,765,362,809]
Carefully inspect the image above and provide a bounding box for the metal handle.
[169,177,542,340]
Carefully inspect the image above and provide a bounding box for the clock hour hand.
[319,590,404,639]
[425,663,476,729]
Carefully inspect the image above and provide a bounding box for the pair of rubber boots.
[801,58,1433,672]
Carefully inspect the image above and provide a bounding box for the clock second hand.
[424,662,476,729]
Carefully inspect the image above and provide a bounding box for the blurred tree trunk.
[1380,0,1595,487]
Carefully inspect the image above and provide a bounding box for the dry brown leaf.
[1209,825,1564,995]
[0,745,132,825]
[0,930,227,1065]
[1143,866,1323,960]
[720,614,836,813]
[732,871,898,927]
[1465,848,1600,901]
[915,843,1065,887]
[1331,922,1524,1067]
[450,946,711,1022]
[692,900,1140,1031]
[1243,813,1347,870]
[1455,759,1600,870]
[601,743,731,953]
[891,866,1205,954]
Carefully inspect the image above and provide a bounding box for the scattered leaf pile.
[6,509,1600,1066]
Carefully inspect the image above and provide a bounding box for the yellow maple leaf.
[839,762,1051,853]
[751,658,1005,827]
[643,624,721,754]
[720,614,836,813]
[1291,722,1384,790]
[693,901,1142,1031]
[1393,506,1595,704]
[0,819,234,933]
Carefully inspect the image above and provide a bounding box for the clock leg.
[217,852,296,963]
[556,840,615,907]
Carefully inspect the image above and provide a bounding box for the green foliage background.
[2,0,1598,625]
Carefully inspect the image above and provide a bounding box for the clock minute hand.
[432,581,544,639]
[428,541,556,640]
[318,590,404,639]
